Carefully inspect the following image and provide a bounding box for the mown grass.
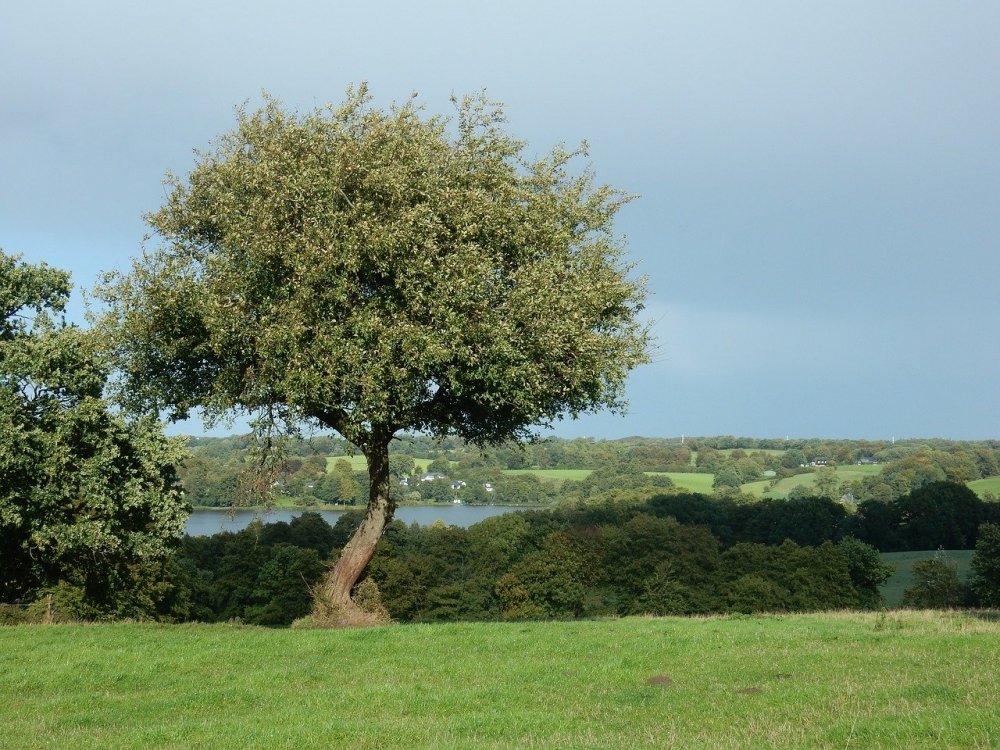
[879,550,975,607]
[2,612,998,749]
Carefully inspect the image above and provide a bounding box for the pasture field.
[879,550,975,608]
[505,469,717,494]
[327,455,434,473]
[504,468,593,481]
[750,464,884,499]
[969,475,1000,498]
[2,612,998,749]
[646,472,716,494]
[714,448,787,456]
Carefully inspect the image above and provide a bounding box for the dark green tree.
[99,88,649,620]
[901,554,966,609]
[0,251,188,616]
[495,532,589,619]
[895,481,983,551]
[968,522,1000,607]
[836,536,893,609]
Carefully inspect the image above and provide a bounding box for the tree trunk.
[319,437,394,611]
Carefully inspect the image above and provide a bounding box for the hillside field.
[2,612,998,749]
[742,464,884,499]
[507,470,719,495]
[327,455,434,473]
[503,468,593,481]
[647,471,717,494]
[969,475,1000,498]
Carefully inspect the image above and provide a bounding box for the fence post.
[44,593,53,624]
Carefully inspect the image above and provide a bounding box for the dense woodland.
[166,485,1000,626]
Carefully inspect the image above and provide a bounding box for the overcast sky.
[2,1,998,440]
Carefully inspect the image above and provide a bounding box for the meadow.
[969,475,1000,498]
[2,612,997,749]
[508,469,718,494]
[327,455,435,473]
[504,468,593,481]
[648,471,717,494]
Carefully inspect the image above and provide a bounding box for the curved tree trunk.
[319,438,394,613]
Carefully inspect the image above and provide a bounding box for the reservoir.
[185,504,544,536]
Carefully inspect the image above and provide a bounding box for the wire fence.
[0,595,58,625]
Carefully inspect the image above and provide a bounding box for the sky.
[2,1,998,441]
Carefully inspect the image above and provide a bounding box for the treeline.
[175,433,1000,509]
[167,482,1000,626]
[642,482,1000,552]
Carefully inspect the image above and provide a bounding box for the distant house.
[420,472,447,482]
[483,482,495,492]
[450,480,466,490]
[810,458,832,466]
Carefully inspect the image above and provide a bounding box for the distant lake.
[185,505,545,537]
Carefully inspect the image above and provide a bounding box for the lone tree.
[100,87,650,622]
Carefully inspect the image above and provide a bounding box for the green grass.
[749,464,884,499]
[647,472,716,494]
[503,464,887,499]
[504,469,717,494]
[969,475,1000,499]
[2,612,998,749]
[716,448,787,456]
[879,550,975,607]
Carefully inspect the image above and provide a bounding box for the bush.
[901,555,967,608]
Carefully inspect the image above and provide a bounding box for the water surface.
[186,504,544,536]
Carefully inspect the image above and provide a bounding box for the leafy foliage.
[0,251,188,616]
[901,554,967,608]
[99,86,651,607]
[850,481,999,552]
[100,88,649,448]
[176,494,893,625]
[968,523,1000,607]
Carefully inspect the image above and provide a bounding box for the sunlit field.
[2,611,997,749]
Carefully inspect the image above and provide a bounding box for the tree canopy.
[100,87,650,617]
[0,251,188,616]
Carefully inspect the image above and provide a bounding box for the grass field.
[327,455,434,473]
[505,469,718,494]
[504,468,593,481]
[2,612,998,749]
[647,472,716,494]
[744,464,884,499]
[879,550,975,607]
[969,475,1000,498]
